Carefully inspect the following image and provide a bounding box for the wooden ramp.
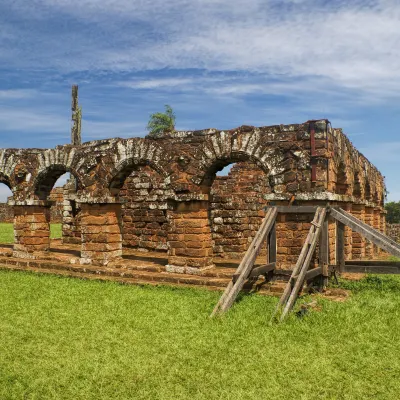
[210,206,278,317]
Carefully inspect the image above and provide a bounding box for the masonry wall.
[210,162,270,258]
[387,223,400,244]
[119,166,173,251]
[0,187,64,224]
[0,203,13,222]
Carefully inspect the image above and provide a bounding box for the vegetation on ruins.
[146,104,176,137]
[0,270,399,399]
[385,201,400,223]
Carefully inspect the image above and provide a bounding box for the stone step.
[0,256,284,295]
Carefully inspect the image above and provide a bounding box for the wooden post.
[336,221,345,273]
[268,222,277,264]
[319,216,329,288]
[71,85,81,146]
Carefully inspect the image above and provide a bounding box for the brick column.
[364,207,375,259]
[342,204,353,261]
[380,211,387,256]
[167,200,214,274]
[13,202,51,258]
[80,202,122,265]
[373,208,381,256]
[351,204,365,260]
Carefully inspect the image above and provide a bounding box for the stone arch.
[0,172,12,192]
[192,130,285,189]
[107,139,172,196]
[0,150,19,192]
[109,158,171,196]
[33,164,83,200]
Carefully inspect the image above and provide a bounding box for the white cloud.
[2,0,399,100]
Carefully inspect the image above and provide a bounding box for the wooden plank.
[271,207,324,321]
[335,207,400,251]
[297,267,322,282]
[250,262,276,277]
[336,221,345,273]
[211,207,278,317]
[345,260,400,267]
[330,208,400,258]
[214,208,275,306]
[344,265,400,274]
[231,263,276,283]
[280,208,327,321]
[268,223,277,264]
[319,217,329,288]
[267,206,319,214]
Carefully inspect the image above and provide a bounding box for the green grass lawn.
[0,223,61,243]
[0,271,399,400]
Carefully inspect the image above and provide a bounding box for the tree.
[146,105,176,137]
[385,201,400,224]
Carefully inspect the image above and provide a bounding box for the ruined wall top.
[0,119,385,208]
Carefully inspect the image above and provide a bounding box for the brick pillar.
[167,200,214,274]
[13,203,51,258]
[364,207,375,259]
[351,204,365,260]
[380,211,387,256]
[373,208,381,256]
[80,202,122,265]
[342,204,353,261]
[62,198,82,244]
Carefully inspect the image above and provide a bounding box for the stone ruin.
[0,119,387,279]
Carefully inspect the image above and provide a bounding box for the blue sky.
[0,0,399,202]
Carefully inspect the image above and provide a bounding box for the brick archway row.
[0,120,387,271]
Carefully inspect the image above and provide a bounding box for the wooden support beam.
[319,216,329,288]
[302,266,323,282]
[211,207,278,317]
[342,265,400,274]
[232,262,276,282]
[336,221,345,273]
[268,222,277,264]
[334,207,400,250]
[280,208,327,321]
[266,206,319,214]
[330,208,400,258]
[345,260,400,267]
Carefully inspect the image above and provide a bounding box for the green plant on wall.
[146,105,176,137]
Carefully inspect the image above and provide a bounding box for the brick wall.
[119,166,173,251]
[387,223,400,243]
[0,203,13,222]
[210,162,270,258]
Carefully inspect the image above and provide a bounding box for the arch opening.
[210,160,271,260]
[111,163,173,254]
[0,182,14,245]
[110,159,166,197]
[34,165,81,201]
[200,153,270,190]
[34,166,82,245]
